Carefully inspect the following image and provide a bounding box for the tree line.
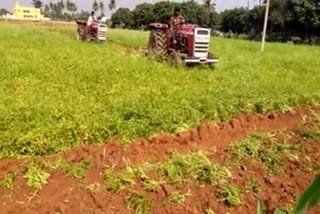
[1,0,319,44]
[28,0,115,21]
[111,0,320,44]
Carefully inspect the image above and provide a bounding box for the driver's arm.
[169,17,174,30]
[180,16,185,24]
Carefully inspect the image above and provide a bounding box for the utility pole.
[261,0,270,52]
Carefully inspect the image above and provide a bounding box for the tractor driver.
[169,7,185,43]
[87,11,97,35]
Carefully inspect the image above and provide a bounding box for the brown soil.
[0,106,319,214]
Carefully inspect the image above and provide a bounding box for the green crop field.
[1,21,320,214]
[0,22,319,158]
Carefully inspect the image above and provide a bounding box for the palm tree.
[93,0,99,12]
[66,0,77,17]
[44,4,50,16]
[108,0,116,13]
[202,0,216,11]
[99,1,105,15]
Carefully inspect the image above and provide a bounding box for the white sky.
[1,0,259,14]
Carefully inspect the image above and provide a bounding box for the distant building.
[12,0,44,20]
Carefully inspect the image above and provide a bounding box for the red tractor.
[76,20,107,42]
[147,23,219,66]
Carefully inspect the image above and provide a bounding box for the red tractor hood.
[177,24,197,35]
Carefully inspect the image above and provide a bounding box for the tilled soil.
[0,106,319,214]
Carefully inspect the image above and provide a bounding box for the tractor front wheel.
[148,29,168,58]
[168,50,182,67]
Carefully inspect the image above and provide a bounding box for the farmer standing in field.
[169,7,185,44]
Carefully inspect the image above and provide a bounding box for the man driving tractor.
[169,7,185,44]
[87,11,97,35]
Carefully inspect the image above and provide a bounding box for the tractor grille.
[193,28,210,59]
[98,26,107,40]
[98,31,107,37]
[194,42,209,53]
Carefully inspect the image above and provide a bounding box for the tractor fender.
[76,20,87,26]
[149,23,169,29]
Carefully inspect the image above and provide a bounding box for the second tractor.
[76,20,107,42]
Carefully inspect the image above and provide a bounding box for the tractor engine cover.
[175,24,196,57]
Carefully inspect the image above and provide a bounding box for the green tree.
[245,5,264,39]
[65,0,77,20]
[93,0,99,12]
[287,0,320,42]
[181,1,200,24]
[48,0,65,19]
[197,6,212,27]
[153,1,178,24]
[31,0,43,9]
[132,3,155,29]
[0,8,10,16]
[44,4,50,17]
[220,7,249,34]
[203,0,216,10]
[111,8,132,28]
[99,1,105,15]
[108,0,116,12]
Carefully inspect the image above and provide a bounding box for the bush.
[291,36,303,45]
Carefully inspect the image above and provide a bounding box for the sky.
[1,0,259,14]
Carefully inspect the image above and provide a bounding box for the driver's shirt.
[170,15,185,30]
[87,15,96,26]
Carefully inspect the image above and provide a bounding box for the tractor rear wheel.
[168,50,182,67]
[148,29,168,58]
[77,25,86,41]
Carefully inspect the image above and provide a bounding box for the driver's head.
[91,11,95,16]
[174,7,181,17]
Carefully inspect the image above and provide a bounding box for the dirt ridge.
[61,106,319,170]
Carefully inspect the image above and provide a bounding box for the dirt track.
[0,106,319,214]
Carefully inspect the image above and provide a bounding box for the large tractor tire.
[148,29,168,58]
[76,25,86,41]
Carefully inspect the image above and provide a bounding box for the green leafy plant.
[126,192,150,214]
[257,175,320,214]
[142,178,160,192]
[257,202,289,214]
[104,166,145,193]
[159,152,230,184]
[295,175,320,214]
[247,178,261,193]
[217,184,242,206]
[58,158,92,179]
[257,200,264,214]
[229,134,301,174]
[314,114,320,124]
[25,162,51,189]
[0,172,16,189]
[169,191,191,204]
[298,127,320,140]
